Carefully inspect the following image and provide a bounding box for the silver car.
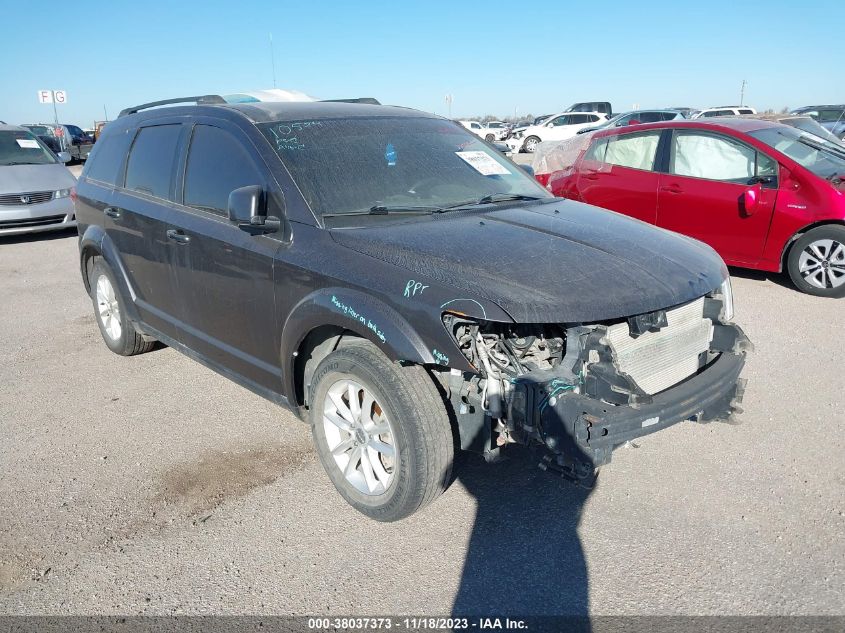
[0,124,76,236]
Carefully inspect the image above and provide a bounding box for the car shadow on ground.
[728,265,793,290]
[451,445,592,619]
[0,227,77,246]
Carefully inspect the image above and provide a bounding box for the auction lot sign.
[37,89,67,104]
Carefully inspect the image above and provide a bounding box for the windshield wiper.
[3,162,45,166]
[441,193,545,210]
[323,204,443,218]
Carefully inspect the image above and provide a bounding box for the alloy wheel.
[798,238,845,289]
[95,275,122,340]
[322,379,397,496]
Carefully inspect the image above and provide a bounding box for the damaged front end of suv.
[440,281,752,484]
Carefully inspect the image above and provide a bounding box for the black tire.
[786,225,845,298]
[308,340,454,522]
[524,135,541,153]
[89,260,156,355]
[485,133,495,141]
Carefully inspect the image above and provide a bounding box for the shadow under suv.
[75,96,751,521]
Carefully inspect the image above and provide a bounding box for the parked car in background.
[480,120,509,141]
[21,124,63,154]
[691,106,756,119]
[22,123,95,162]
[564,101,613,117]
[547,118,845,296]
[578,109,686,134]
[507,112,608,153]
[0,125,76,236]
[790,105,845,141]
[746,114,843,145]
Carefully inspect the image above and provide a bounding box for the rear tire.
[89,260,156,355]
[309,340,454,522]
[485,133,495,141]
[786,225,845,297]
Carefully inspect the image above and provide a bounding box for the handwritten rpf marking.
[404,280,429,298]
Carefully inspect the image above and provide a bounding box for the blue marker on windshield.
[385,143,397,167]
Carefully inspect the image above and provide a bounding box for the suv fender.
[79,224,143,326]
[281,287,481,406]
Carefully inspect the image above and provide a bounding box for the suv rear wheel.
[787,225,845,298]
[309,340,454,522]
[89,260,156,355]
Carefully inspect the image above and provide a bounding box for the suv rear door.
[106,122,186,339]
[576,129,663,223]
[166,120,283,390]
[656,129,778,264]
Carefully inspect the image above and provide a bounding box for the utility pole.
[445,94,453,118]
[269,33,277,88]
[740,79,747,106]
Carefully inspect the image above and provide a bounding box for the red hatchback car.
[547,119,845,297]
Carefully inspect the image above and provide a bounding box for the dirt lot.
[0,224,842,615]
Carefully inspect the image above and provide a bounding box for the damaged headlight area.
[441,291,751,485]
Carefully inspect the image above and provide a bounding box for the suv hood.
[330,200,727,323]
[0,163,76,194]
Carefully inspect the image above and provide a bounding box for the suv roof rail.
[320,97,381,105]
[118,95,227,118]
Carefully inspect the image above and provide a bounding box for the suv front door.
[167,121,283,391]
[656,130,778,264]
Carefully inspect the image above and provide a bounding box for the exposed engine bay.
[440,289,751,484]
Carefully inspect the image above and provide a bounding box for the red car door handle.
[660,184,683,194]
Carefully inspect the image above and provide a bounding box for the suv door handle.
[660,184,683,194]
[166,229,191,245]
[104,207,121,218]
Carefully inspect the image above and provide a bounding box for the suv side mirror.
[520,164,535,177]
[57,151,71,163]
[228,185,281,235]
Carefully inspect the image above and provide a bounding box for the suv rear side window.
[85,133,130,186]
[125,125,181,199]
[183,125,262,215]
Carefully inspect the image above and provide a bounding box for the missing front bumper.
[507,345,748,479]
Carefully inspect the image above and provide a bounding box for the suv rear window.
[125,125,181,199]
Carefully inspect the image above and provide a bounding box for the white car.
[506,112,608,153]
[458,120,509,141]
[691,106,757,119]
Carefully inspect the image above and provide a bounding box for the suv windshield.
[749,126,845,180]
[257,116,549,218]
[0,130,57,166]
[26,125,53,136]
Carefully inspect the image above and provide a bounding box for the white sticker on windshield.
[455,151,511,176]
[16,139,40,149]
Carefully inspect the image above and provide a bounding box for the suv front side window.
[183,125,262,216]
[124,125,182,199]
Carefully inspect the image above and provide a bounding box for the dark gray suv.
[74,95,750,521]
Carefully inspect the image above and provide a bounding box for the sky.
[1,0,842,127]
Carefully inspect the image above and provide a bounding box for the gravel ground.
[0,224,842,616]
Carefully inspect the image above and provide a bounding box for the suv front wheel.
[89,260,156,356]
[309,340,454,522]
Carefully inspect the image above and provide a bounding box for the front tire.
[524,136,541,153]
[309,340,454,522]
[89,260,156,355]
[485,133,495,141]
[786,225,845,297]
